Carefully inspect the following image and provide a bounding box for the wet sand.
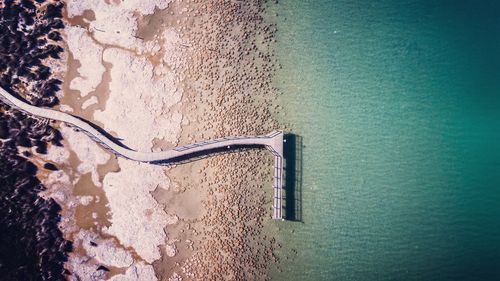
[146,0,283,280]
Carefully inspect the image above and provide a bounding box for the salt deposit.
[60,124,110,187]
[165,213,179,225]
[66,0,171,51]
[44,170,72,192]
[68,255,107,281]
[94,47,182,149]
[42,170,72,204]
[43,143,71,164]
[78,230,134,268]
[165,243,177,257]
[78,195,94,206]
[102,158,171,263]
[82,96,99,109]
[67,0,171,18]
[57,0,281,280]
[59,104,74,112]
[65,26,105,97]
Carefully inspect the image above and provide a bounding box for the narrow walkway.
[0,87,284,220]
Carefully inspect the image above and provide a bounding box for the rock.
[43,162,59,171]
[168,272,182,281]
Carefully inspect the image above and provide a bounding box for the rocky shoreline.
[0,1,72,280]
[1,0,281,280]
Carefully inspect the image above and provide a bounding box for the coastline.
[0,1,72,280]
[0,0,281,279]
[30,0,283,280]
[10,1,500,281]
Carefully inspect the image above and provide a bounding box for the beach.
[0,0,282,280]
[5,1,500,281]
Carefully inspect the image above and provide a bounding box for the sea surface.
[272,1,500,280]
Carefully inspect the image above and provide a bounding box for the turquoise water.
[273,1,500,280]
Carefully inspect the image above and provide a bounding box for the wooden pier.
[0,86,285,220]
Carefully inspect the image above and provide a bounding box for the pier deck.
[0,87,284,220]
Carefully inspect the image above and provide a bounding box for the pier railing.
[0,86,285,220]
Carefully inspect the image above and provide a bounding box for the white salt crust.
[65,26,105,97]
[102,158,171,263]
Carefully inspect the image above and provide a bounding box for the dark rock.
[47,31,61,41]
[44,3,63,19]
[21,0,36,11]
[43,163,58,171]
[0,1,70,280]
[0,123,9,139]
[22,161,37,175]
[97,266,110,272]
[34,140,47,154]
[16,134,32,147]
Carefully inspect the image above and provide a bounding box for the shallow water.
[273,1,500,280]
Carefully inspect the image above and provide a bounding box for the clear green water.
[272,1,500,280]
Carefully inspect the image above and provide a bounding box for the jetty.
[0,87,284,220]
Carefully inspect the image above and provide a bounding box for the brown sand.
[51,0,282,279]
[149,0,282,280]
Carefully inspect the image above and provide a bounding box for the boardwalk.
[0,87,284,220]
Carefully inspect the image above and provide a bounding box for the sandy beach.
[7,1,500,281]
[0,0,281,280]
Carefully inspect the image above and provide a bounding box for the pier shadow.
[150,144,265,166]
[71,115,133,150]
[1,90,270,163]
[283,133,303,222]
